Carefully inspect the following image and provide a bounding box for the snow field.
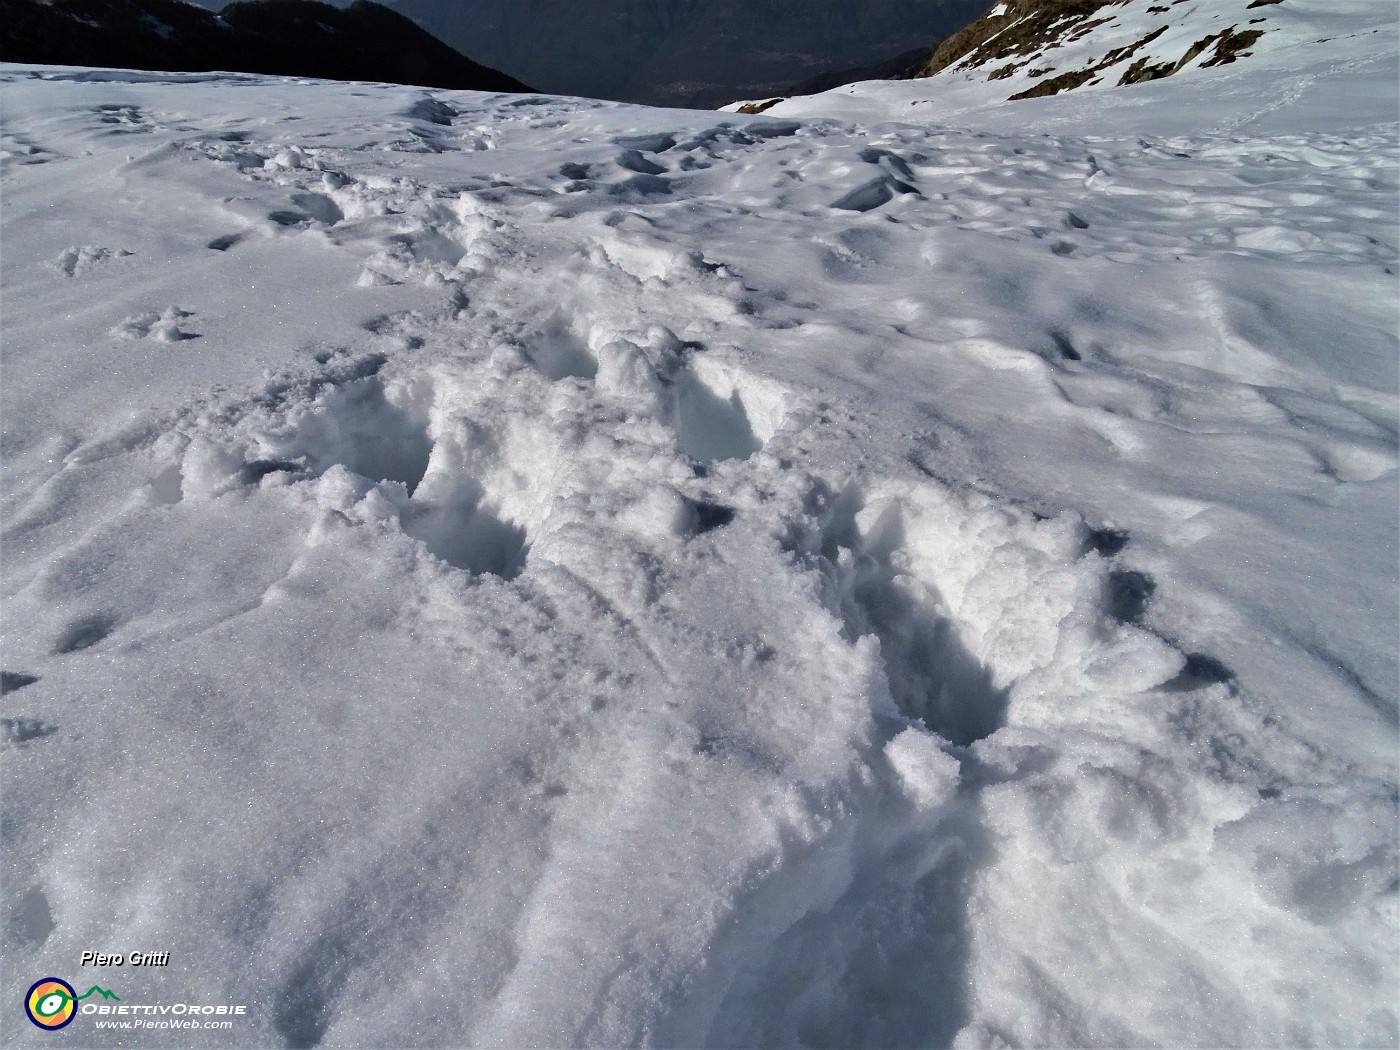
[2,26,1396,1046]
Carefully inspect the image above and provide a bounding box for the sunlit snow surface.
[2,4,1397,1046]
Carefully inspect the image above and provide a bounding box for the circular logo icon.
[25,978,77,1030]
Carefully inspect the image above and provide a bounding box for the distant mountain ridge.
[782,46,933,99]
[0,0,534,93]
[377,0,991,107]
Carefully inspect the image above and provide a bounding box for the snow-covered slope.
[916,0,1280,93]
[1,3,1396,1043]
[730,0,1392,126]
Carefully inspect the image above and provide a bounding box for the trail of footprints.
[22,99,1241,772]
[163,107,803,587]
[146,324,1217,763]
[207,316,786,583]
[3,103,1260,1023]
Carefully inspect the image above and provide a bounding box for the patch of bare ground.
[1008,21,1166,98]
[737,97,785,115]
[1101,23,1168,63]
[1200,26,1266,65]
[917,0,1132,78]
[1009,66,1098,98]
[1119,25,1265,84]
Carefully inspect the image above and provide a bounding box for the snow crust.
[2,5,1397,1043]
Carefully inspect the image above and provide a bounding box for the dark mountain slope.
[0,0,534,93]
[381,0,991,107]
[782,46,932,98]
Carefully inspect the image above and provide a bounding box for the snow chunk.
[886,728,960,809]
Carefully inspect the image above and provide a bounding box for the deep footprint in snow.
[614,132,677,153]
[5,886,56,947]
[290,192,345,226]
[558,162,596,181]
[52,245,131,276]
[268,210,310,228]
[245,367,528,579]
[1,717,58,748]
[523,313,598,381]
[52,612,117,654]
[859,146,919,183]
[666,367,763,466]
[112,307,198,342]
[796,485,1008,746]
[831,175,918,213]
[240,459,305,484]
[1,671,39,693]
[0,132,56,165]
[402,97,458,126]
[268,184,351,228]
[94,103,150,134]
[263,371,433,495]
[686,498,737,535]
[1047,329,1082,362]
[831,147,922,212]
[207,232,248,252]
[400,498,530,580]
[617,150,668,176]
[609,173,672,200]
[1083,526,1130,557]
[1106,569,1156,624]
[1162,651,1236,692]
